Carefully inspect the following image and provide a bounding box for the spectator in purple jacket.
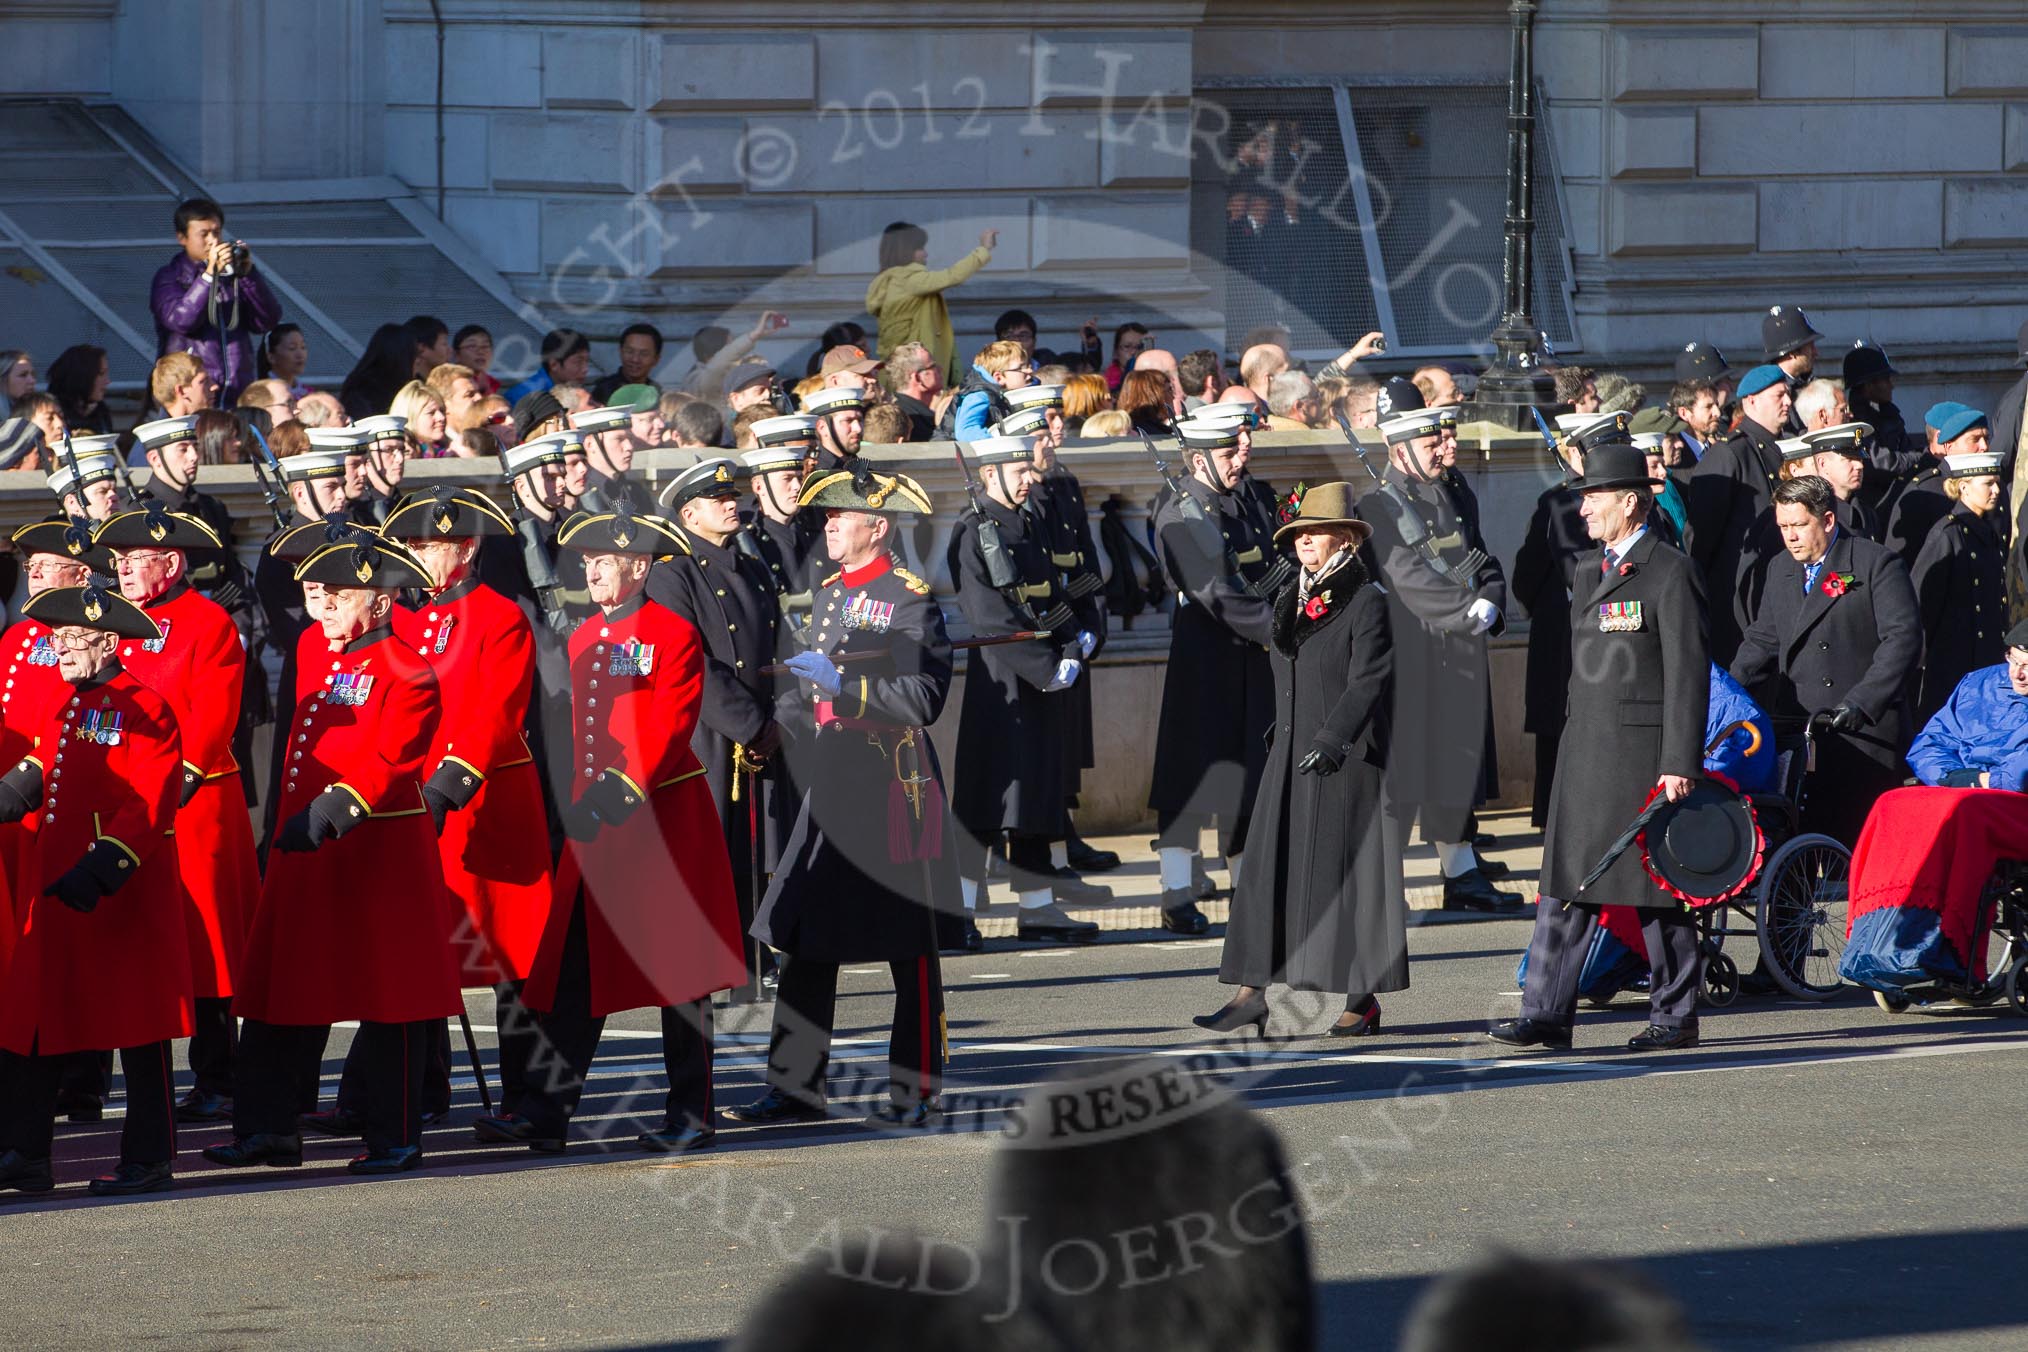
[149,196,283,404]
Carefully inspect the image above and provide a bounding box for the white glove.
[1466,598,1499,635]
[1045,657,1083,692]
[1077,629,1097,659]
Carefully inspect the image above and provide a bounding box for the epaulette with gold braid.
[819,569,843,588]
[894,567,930,595]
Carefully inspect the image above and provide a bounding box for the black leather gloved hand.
[179,766,203,808]
[1296,746,1343,777]
[0,758,44,825]
[275,789,363,854]
[43,840,134,914]
[1828,703,1867,733]
[46,867,104,914]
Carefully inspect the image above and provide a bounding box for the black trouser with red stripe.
[187,996,238,1098]
[766,952,944,1110]
[518,894,715,1138]
[0,1040,176,1165]
[235,1018,428,1154]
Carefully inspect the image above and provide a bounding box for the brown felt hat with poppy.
[1273,482,1372,547]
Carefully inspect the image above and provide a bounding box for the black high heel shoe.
[1192,992,1269,1034]
[1328,996,1382,1038]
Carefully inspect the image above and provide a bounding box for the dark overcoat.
[1147,475,1277,843]
[1513,483,1589,740]
[1028,465,1107,785]
[1539,530,1710,911]
[947,497,1076,837]
[1355,463,1506,841]
[1885,469,1950,569]
[1910,503,2006,725]
[753,555,964,963]
[1685,416,1783,664]
[745,507,823,643]
[1730,528,1923,845]
[1220,559,1406,995]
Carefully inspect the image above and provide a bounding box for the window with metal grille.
[1191,82,1578,362]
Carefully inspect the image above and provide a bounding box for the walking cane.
[457,1009,494,1116]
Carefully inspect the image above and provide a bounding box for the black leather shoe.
[1192,993,1269,1034]
[1477,856,1512,881]
[1191,858,1220,900]
[1487,1018,1573,1050]
[1046,868,1113,905]
[638,1124,716,1153]
[725,1087,828,1125]
[1065,836,1121,872]
[347,1145,423,1175]
[1159,889,1210,936]
[473,1112,541,1144]
[0,1149,54,1195]
[1017,901,1100,943]
[298,1109,364,1138]
[1738,965,1781,997]
[1442,868,1524,912]
[87,1161,173,1197]
[946,918,984,953]
[1627,1023,1698,1051]
[55,1090,103,1123]
[868,1099,941,1129]
[201,1133,304,1168]
[174,1089,232,1123]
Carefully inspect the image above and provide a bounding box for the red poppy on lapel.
[1822,572,1853,598]
[1618,561,1634,577]
[1302,592,1330,621]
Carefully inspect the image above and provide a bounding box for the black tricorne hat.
[293,536,434,590]
[383,486,513,540]
[92,502,223,552]
[269,513,372,562]
[1640,778,1764,905]
[22,584,162,642]
[13,518,113,572]
[556,504,688,556]
[1563,442,1663,493]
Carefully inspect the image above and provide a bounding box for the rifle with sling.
[952,441,1075,633]
[1331,408,1486,588]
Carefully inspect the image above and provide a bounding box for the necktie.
[1601,553,1613,575]
[1804,559,1823,595]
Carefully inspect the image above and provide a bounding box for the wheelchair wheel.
[1755,833,1850,1001]
[1873,990,1911,1014]
[1703,951,1739,1007]
[2006,955,2028,1017]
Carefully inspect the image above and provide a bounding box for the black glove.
[44,840,134,914]
[179,766,203,808]
[1943,768,1985,788]
[422,786,451,836]
[46,867,104,914]
[1828,703,1867,733]
[0,758,44,825]
[1296,746,1343,777]
[275,789,364,854]
[561,798,602,843]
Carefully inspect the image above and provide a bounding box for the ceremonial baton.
[759,630,1046,676]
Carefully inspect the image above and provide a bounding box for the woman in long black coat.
[1911,455,2007,725]
[1194,484,1405,1037]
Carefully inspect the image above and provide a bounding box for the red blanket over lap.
[1847,787,2028,979]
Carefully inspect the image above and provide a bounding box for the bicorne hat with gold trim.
[268,513,374,562]
[556,502,688,556]
[292,535,434,590]
[383,486,514,539]
[799,465,931,515]
[22,583,161,642]
[12,518,113,572]
[92,502,224,552]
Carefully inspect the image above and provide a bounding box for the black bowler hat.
[383,486,513,539]
[1674,341,1733,385]
[1842,342,1895,389]
[1641,779,1764,905]
[1761,304,1823,360]
[21,584,162,642]
[1563,442,1662,493]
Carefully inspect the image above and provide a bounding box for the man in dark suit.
[1491,435,1711,1052]
[1686,364,1792,665]
[1731,474,1923,846]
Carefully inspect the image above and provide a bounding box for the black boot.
[1064,832,1121,872]
[201,1133,304,1168]
[0,1149,55,1195]
[88,1161,174,1197]
[1441,867,1523,913]
[1159,887,1210,936]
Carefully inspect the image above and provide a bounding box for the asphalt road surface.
[6,913,2028,1351]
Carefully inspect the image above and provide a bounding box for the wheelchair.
[1869,859,2028,1016]
[1694,712,1851,1007]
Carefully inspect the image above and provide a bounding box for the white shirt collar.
[1604,525,1647,567]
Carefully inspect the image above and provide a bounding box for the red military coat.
[117,582,260,998]
[236,625,465,1026]
[393,577,552,983]
[524,594,744,1018]
[0,668,193,1056]
[0,617,70,973]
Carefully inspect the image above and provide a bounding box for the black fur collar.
[1272,555,1368,656]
